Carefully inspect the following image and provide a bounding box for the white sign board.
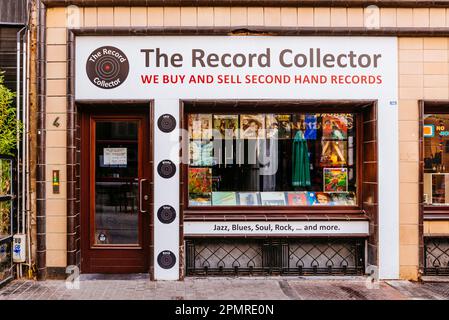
[184,221,369,236]
[103,148,127,166]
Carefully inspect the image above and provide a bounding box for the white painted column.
[153,99,180,280]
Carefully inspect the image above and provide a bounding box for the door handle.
[139,178,148,213]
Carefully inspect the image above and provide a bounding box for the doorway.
[80,106,152,273]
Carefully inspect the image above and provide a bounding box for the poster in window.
[260,192,286,206]
[188,168,212,194]
[212,192,237,205]
[103,148,127,166]
[330,192,356,205]
[323,168,348,192]
[240,114,266,139]
[266,114,291,139]
[238,192,260,205]
[189,193,211,206]
[189,141,213,166]
[189,114,213,140]
[322,114,348,140]
[213,115,238,139]
[314,192,333,205]
[320,141,347,166]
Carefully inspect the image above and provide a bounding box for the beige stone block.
[83,7,97,27]
[399,62,424,75]
[399,265,419,281]
[413,8,429,27]
[330,8,347,27]
[230,7,247,26]
[398,100,419,121]
[181,7,197,27]
[430,9,446,27]
[46,96,67,113]
[47,233,67,251]
[399,161,419,183]
[399,120,420,142]
[164,7,180,26]
[47,250,66,267]
[400,244,419,266]
[399,50,423,63]
[399,37,423,50]
[424,75,449,88]
[45,164,67,183]
[46,79,67,96]
[298,8,314,27]
[380,8,397,27]
[424,221,431,234]
[399,141,419,161]
[45,147,66,165]
[47,62,67,79]
[428,221,449,234]
[198,7,213,26]
[423,38,448,50]
[399,182,419,204]
[399,87,424,100]
[397,8,413,27]
[247,7,263,26]
[400,203,420,225]
[46,199,67,216]
[347,8,363,27]
[46,113,67,132]
[97,7,113,26]
[47,8,67,28]
[47,216,67,234]
[423,50,448,62]
[46,28,67,45]
[214,7,231,26]
[46,45,67,62]
[424,62,449,74]
[280,8,297,27]
[148,7,164,26]
[399,75,423,88]
[131,7,147,27]
[400,225,419,245]
[114,7,131,27]
[314,8,330,27]
[264,7,281,26]
[424,87,449,99]
[46,180,66,199]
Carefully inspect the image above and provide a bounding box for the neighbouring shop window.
[423,113,449,205]
[187,112,357,207]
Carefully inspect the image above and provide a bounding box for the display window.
[185,108,358,208]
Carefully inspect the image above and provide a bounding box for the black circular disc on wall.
[157,205,177,224]
[157,114,177,133]
[157,160,176,179]
[157,251,176,269]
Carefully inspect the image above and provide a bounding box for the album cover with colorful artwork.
[266,114,291,139]
[322,114,348,140]
[213,115,238,139]
[240,114,266,139]
[189,193,212,206]
[212,192,237,205]
[188,167,212,194]
[188,114,213,140]
[320,141,347,166]
[323,168,348,192]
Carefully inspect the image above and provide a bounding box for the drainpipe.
[36,0,46,281]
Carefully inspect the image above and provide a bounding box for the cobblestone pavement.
[1,276,449,300]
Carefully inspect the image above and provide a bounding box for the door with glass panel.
[81,111,150,273]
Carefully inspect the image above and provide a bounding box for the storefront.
[37,2,449,281]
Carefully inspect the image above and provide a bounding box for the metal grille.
[424,237,449,276]
[186,238,365,276]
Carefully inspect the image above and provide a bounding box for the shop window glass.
[187,112,357,207]
[423,114,449,205]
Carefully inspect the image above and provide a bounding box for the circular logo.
[157,251,176,269]
[86,46,129,89]
[157,205,176,224]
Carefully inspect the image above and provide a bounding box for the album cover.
[322,114,348,140]
[305,192,318,205]
[189,141,213,166]
[188,114,213,140]
[213,115,238,139]
[286,192,309,206]
[330,192,356,206]
[314,192,333,205]
[212,192,237,205]
[323,168,348,192]
[320,141,347,166]
[238,192,260,206]
[189,193,212,206]
[260,192,286,206]
[266,114,291,139]
[304,114,317,140]
[188,167,212,194]
[240,114,266,139]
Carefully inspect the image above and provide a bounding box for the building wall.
[45,6,449,280]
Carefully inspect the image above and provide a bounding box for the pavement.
[1,276,449,300]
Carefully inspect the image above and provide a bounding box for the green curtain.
[292,131,311,187]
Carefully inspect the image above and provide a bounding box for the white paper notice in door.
[103,148,127,166]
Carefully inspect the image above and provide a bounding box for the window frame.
[180,100,375,217]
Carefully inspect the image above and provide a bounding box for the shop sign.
[184,221,369,236]
[103,147,127,166]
